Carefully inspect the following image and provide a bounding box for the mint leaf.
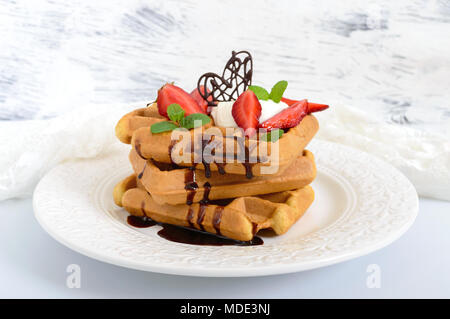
[180,113,211,129]
[261,129,283,142]
[167,103,185,123]
[248,86,269,101]
[269,80,288,103]
[151,121,179,134]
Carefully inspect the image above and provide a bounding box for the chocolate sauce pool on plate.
[126,215,263,246]
[157,224,263,246]
[127,215,157,228]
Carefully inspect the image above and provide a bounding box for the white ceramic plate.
[33,140,418,277]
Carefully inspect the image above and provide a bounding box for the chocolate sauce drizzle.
[184,166,198,205]
[234,135,259,179]
[183,166,226,236]
[167,125,266,180]
[201,182,211,203]
[155,78,267,244]
[196,205,207,232]
[129,157,262,245]
[213,207,224,236]
[197,51,253,106]
[200,136,215,178]
[187,207,195,228]
[190,134,262,179]
[195,182,211,231]
[216,163,226,175]
[129,60,267,245]
[135,140,147,160]
[138,162,147,179]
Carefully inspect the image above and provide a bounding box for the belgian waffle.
[114,174,315,242]
[116,103,319,177]
[129,147,316,205]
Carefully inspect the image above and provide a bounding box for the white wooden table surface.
[1,0,449,137]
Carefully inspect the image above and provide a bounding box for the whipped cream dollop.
[210,99,289,127]
[210,101,237,127]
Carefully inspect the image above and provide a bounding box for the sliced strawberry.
[281,97,329,113]
[280,97,297,106]
[307,102,329,113]
[232,90,261,137]
[259,99,308,131]
[190,86,214,114]
[157,83,205,118]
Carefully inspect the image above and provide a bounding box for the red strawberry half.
[259,99,308,131]
[190,85,214,114]
[281,97,329,113]
[157,83,205,118]
[232,90,262,137]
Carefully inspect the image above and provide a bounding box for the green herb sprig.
[150,104,211,134]
[260,128,284,142]
[248,80,288,103]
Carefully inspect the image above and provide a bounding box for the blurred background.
[1,0,449,136]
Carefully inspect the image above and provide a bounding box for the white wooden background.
[0,0,449,136]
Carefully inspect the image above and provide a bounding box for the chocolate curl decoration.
[197,51,253,106]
